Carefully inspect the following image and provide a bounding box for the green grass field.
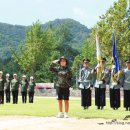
[0,97,129,120]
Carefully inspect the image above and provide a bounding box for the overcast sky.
[0,0,118,28]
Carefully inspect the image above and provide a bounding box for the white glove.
[52,60,59,64]
[90,87,93,90]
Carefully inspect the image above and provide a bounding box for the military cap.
[102,57,106,61]
[125,59,130,63]
[13,73,17,76]
[6,73,10,77]
[30,76,34,80]
[22,75,26,78]
[83,58,90,63]
[0,71,3,74]
[58,56,68,65]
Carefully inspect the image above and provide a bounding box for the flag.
[96,35,101,61]
[112,32,120,73]
[127,0,130,10]
[96,35,103,71]
[96,35,104,80]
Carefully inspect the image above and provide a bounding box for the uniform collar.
[60,66,67,69]
[126,68,130,71]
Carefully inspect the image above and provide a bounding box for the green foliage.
[10,21,80,82]
[42,19,90,49]
[0,19,89,82]
[0,19,90,60]
[55,24,80,66]
[73,0,130,74]
[35,22,80,82]
[0,23,26,59]
[11,22,58,79]
[1,0,129,82]
[91,0,130,65]
[72,38,96,75]
[0,57,20,77]
[73,0,130,80]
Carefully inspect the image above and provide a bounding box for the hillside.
[42,19,90,48]
[0,19,90,60]
[0,23,26,60]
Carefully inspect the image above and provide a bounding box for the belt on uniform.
[78,80,90,83]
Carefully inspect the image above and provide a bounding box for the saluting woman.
[50,56,72,118]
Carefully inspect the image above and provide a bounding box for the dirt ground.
[0,116,130,130]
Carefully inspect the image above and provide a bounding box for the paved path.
[0,116,130,130]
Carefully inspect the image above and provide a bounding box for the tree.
[11,21,58,79]
[56,24,79,65]
[72,0,129,86]
[72,39,96,76]
[91,0,130,65]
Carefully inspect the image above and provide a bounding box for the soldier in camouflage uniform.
[78,59,94,110]
[122,59,130,111]
[20,75,28,103]
[5,73,11,103]
[50,56,72,118]
[11,74,20,104]
[0,71,5,104]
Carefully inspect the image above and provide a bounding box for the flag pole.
[95,34,104,81]
[128,0,130,9]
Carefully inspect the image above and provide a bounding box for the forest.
[0,0,129,85]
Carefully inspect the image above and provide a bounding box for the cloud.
[72,7,88,19]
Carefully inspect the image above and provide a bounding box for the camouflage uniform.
[50,60,72,100]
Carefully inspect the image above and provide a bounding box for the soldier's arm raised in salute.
[49,60,59,73]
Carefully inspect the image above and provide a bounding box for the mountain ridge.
[0,18,90,59]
